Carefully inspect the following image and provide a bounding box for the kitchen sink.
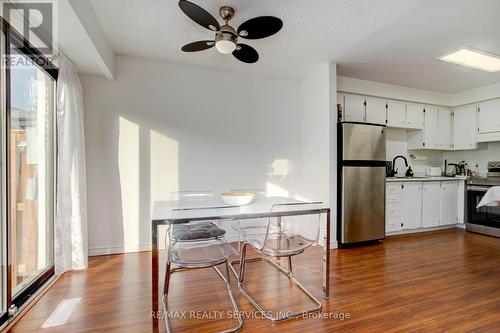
[389,176,428,179]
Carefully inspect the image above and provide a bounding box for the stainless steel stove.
[468,177,500,187]
[466,162,500,237]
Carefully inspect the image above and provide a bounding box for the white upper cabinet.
[424,106,439,149]
[344,94,366,122]
[406,103,424,129]
[438,108,451,149]
[478,99,500,134]
[440,181,458,225]
[386,100,406,128]
[452,105,477,150]
[365,97,387,125]
[408,105,442,150]
[421,182,441,228]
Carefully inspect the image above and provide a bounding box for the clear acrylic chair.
[230,202,323,322]
[229,189,267,254]
[162,202,243,332]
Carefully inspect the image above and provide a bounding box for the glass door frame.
[0,16,58,326]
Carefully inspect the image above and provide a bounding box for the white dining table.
[150,196,331,329]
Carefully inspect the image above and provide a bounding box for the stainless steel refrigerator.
[337,122,386,245]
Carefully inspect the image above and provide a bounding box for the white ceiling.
[88,0,500,93]
[336,0,500,93]
[89,0,421,78]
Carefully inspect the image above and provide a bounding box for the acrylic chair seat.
[243,231,312,257]
[171,238,236,269]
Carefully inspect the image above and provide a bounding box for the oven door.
[467,186,500,228]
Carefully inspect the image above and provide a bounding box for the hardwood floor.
[8,229,500,332]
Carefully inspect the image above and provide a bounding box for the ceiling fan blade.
[178,0,220,31]
[181,40,215,52]
[237,16,283,39]
[233,44,259,63]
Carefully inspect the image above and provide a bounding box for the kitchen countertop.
[386,176,468,182]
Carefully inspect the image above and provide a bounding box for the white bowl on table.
[220,192,255,206]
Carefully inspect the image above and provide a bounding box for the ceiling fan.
[178,0,283,63]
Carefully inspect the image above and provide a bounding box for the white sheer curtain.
[55,56,88,274]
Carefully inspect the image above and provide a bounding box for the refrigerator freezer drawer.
[341,166,386,243]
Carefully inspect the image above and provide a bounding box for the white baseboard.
[88,244,151,256]
[89,235,243,257]
[386,224,463,236]
[89,235,338,257]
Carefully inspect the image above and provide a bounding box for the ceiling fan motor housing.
[215,24,238,45]
[219,6,235,22]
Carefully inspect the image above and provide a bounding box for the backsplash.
[443,142,500,177]
[387,128,500,177]
[386,128,443,176]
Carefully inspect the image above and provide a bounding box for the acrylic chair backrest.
[169,206,235,267]
[257,202,323,254]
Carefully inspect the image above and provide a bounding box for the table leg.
[152,221,159,331]
[323,210,331,298]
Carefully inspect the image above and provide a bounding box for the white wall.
[297,62,336,247]
[337,76,451,106]
[451,81,500,106]
[81,55,303,255]
[299,63,331,204]
[443,142,500,176]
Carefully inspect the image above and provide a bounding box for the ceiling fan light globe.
[216,40,236,54]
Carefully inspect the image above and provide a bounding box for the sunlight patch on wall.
[270,159,289,177]
[118,117,140,249]
[266,182,289,197]
[294,194,312,202]
[150,130,179,250]
[267,159,290,197]
[150,130,179,207]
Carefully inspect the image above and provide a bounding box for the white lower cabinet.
[386,180,463,234]
[440,181,458,225]
[421,182,440,228]
[386,182,403,232]
[402,182,422,230]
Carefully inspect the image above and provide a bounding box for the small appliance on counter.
[426,167,442,177]
[446,163,458,177]
[487,161,500,177]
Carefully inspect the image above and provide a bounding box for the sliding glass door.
[0,24,7,325]
[9,48,55,297]
[0,16,57,326]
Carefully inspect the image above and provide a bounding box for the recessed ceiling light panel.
[438,47,500,72]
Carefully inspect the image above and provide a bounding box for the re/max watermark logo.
[2,0,57,67]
